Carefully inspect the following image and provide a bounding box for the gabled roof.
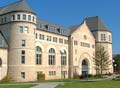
[85,16,109,32]
[0,0,35,15]
[68,24,81,35]
[69,16,110,35]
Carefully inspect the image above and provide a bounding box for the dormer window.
[39,24,43,29]
[57,28,60,33]
[48,26,55,32]
[45,25,48,29]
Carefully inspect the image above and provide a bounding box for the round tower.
[0,0,37,82]
[96,30,113,74]
[85,16,113,74]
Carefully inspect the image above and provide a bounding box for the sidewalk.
[31,82,63,88]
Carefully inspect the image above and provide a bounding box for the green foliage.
[37,73,45,81]
[113,54,120,73]
[0,76,11,83]
[73,74,80,79]
[93,46,112,76]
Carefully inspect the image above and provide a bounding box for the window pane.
[39,24,43,29]
[17,14,20,20]
[21,56,25,64]
[19,26,23,33]
[48,48,55,65]
[28,15,31,21]
[36,46,42,65]
[32,16,35,22]
[12,15,15,20]
[101,34,106,41]
[21,72,25,79]
[22,40,25,46]
[24,27,28,33]
[23,14,26,20]
[61,50,67,65]
[21,50,25,54]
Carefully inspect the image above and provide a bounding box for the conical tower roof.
[0,0,35,15]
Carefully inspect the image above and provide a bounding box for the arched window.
[36,46,42,65]
[61,49,67,65]
[48,48,55,65]
[82,59,88,65]
[82,59,89,74]
[0,58,2,67]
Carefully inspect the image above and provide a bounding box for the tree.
[93,46,112,76]
[113,54,120,73]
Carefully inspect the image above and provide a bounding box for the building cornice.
[0,10,36,16]
[91,30,112,33]
[0,21,36,26]
[96,41,112,44]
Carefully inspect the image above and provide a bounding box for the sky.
[0,0,120,54]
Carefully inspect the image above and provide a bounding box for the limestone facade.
[0,0,113,82]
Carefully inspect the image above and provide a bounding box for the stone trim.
[0,10,36,16]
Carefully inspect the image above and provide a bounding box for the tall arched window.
[82,59,89,75]
[61,49,67,65]
[0,58,2,67]
[48,48,55,65]
[36,46,42,65]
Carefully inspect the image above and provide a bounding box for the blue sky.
[0,0,120,54]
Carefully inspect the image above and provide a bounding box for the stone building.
[0,0,113,82]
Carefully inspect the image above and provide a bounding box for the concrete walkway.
[31,77,111,88]
[31,82,63,88]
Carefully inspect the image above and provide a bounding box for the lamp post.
[61,64,64,85]
[114,64,117,73]
[112,60,117,80]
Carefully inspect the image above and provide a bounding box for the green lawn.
[56,80,120,88]
[0,84,36,88]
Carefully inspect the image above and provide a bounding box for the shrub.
[73,74,80,79]
[37,73,45,81]
[116,75,120,78]
[0,76,11,83]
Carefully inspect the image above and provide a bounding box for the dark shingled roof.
[0,0,35,15]
[69,16,110,35]
[85,16,109,32]
[68,24,81,35]
[37,19,70,36]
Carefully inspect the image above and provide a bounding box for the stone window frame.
[48,48,56,65]
[36,46,42,65]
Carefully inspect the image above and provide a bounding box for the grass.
[56,80,120,88]
[0,84,37,88]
